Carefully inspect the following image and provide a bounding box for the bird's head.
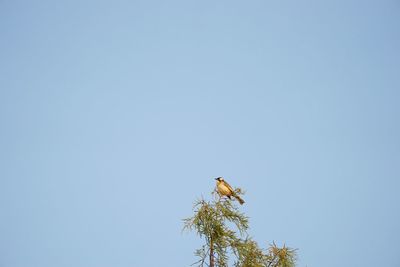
[215,177,223,182]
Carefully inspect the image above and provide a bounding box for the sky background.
[0,0,399,266]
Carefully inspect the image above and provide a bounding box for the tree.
[183,190,297,267]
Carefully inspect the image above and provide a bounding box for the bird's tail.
[234,195,245,205]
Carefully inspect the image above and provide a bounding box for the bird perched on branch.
[215,177,245,205]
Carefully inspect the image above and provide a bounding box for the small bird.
[215,177,245,205]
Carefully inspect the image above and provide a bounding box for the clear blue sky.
[1,1,399,266]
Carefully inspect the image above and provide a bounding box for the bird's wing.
[224,181,235,193]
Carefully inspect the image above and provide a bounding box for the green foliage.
[183,191,297,267]
[266,242,297,267]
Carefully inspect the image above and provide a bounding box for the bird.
[215,177,245,205]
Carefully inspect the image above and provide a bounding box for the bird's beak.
[214,178,218,180]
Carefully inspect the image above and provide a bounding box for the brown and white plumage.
[215,177,245,205]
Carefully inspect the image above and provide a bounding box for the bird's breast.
[217,183,232,195]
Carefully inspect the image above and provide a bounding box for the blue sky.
[0,0,399,266]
